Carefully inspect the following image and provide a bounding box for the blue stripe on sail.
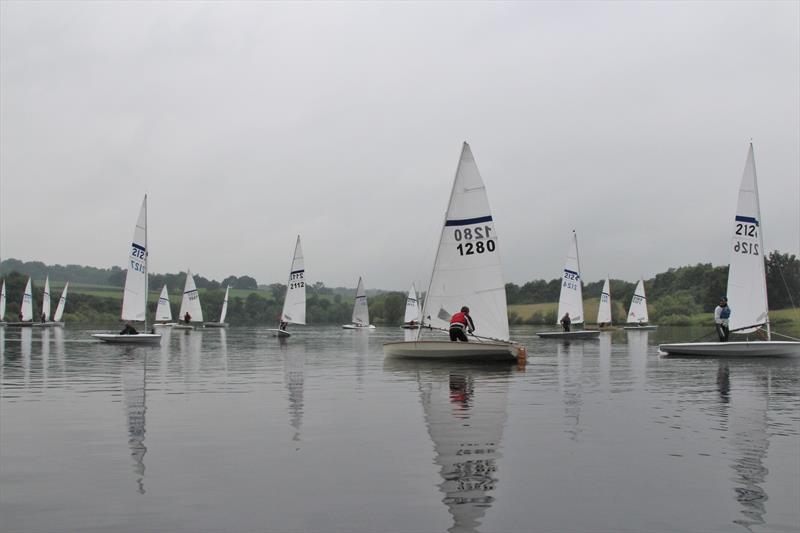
[564,269,580,277]
[185,289,198,295]
[132,243,145,252]
[601,292,609,296]
[735,215,759,226]
[355,296,366,299]
[445,215,493,226]
[290,269,305,275]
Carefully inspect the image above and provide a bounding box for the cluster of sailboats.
[4,142,797,359]
[0,276,69,328]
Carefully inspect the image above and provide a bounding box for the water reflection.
[384,359,511,533]
[21,327,31,385]
[121,352,148,495]
[557,342,584,441]
[352,330,368,390]
[40,328,50,388]
[282,344,305,444]
[625,330,649,390]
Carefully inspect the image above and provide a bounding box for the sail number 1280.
[454,225,496,256]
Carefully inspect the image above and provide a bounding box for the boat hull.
[267,328,291,338]
[203,322,228,328]
[400,324,420,330]
[343,324,376,329]
[33,322,63,328]
[172,324,195,330]
[623,325,658,330]
[537,330,601,340]
[659,341,800,357]
[92,333,162,345]
[154,322,176,327]
[383,340,518,361]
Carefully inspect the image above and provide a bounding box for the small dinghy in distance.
[174,270,202,330]
[342,277,376,329]
[400,283,422,329]
[154,284,176,327]
[383,142,521,361]
[268,236,306,338]
[92,196,161,345]
[49,281,68,327]
[33,276,55,327]
[0,279,6,326]
[204,286,230,328]
[9,277,35,327]
[623,279,657,330]
[660,144,800,357]
[537,232,600,340]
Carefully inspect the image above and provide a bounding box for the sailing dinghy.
[538,232,600,340]
[595,277,615,329]
[204,285,230,328]
[50,282,68,326]
[623,279,657,330]
[383,142,521,361]
[401,283,422,329]
[34,276,61,327]
[0,279,7,326]
[342,277,375,329]
[269,236,306,337]
[174,270,202,330]
[9,277,35,326]
[154,284,175,326]
[659,144,800,357]
[92,196,161,345]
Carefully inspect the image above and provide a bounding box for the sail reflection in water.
[282,344,305,444]
[386,360,511,533]
[121,353,148,494]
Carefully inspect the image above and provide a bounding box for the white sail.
[626,279,649,324]
[351,277,370,326]
[0,279,6,320]
[121,197,149,322]
[596,277,612,325]
[727,144,769,333]
[41,276,51,321]
[555,232,584,324]
[21,277,33,321]
[53,282,69,322]
[420,142,509,341]
[178,270,203,322]
[403,283,421,324]
[219,286,230,323]
[281,236,306,325]
[155,285,172,321]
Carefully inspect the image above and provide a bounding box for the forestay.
[727,144,768,333]
[219,286,230,323]
[281,236,306,325]
[596,277,612,325]
[626,279,649,323]
[404,283,421,323]
[155,285,172,321]
[419,142,509,342]
[556,232,584,324]
[179,270,203,322]
[121,197,148,322]
[53,282,69,322]
[42,276,51,321]
[352,277,370,326]
[21,277,33,322]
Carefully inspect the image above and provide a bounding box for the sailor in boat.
[41,312,46,323]
[183,312,192,325]
[561,312,571,332]
[714,297,731,342]
[120,322,139,335]
[449,306,475,342]
[279,320,288,331]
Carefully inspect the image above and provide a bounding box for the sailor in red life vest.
[449,306,475,342]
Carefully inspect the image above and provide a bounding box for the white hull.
[92,333,162,345]
[172,324,195,330]
[343,324,375,329]
[537,330,601,340]
[267,328,291,338]
[624,325,658,330]
[659,341,800,357]
[154,322,177,327]
[203,322,228,328]
[383,340,518,361]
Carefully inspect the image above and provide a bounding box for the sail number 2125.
[454,225,496,256]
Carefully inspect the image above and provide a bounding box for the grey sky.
[1,1,798,290]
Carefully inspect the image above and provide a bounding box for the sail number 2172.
[454,225,496,256]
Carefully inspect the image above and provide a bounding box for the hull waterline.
[659,341,800,357]
[92,333,162,345]
[383,340,518,361]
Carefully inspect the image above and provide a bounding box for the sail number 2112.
[454,225,496,256]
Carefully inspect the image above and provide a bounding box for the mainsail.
[121,197,149,322]
[556,232,584,324]
[281,236,306,325]
[420,142,509,341]
[53,282,69,322]
[351,277,370,326]
[219,286,230,323]
[596,277,612,325]
[155,285,172,322]
[626,279,649,324]
[21,277,33,322]
[0,279,6,320]
[42,276,51,321]
[403,283,421,324]
[727,144,769,333]
[178,270,203,322]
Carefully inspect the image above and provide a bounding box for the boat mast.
[144,194,149,332]
[573,229,583,323]
[751,144,771,341]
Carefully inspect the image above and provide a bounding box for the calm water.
[1,325,798,533]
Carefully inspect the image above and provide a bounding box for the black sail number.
[455,224,496,256]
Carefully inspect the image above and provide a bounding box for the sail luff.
[53,282,69,322]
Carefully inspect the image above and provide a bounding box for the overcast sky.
[1,1,798,290]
